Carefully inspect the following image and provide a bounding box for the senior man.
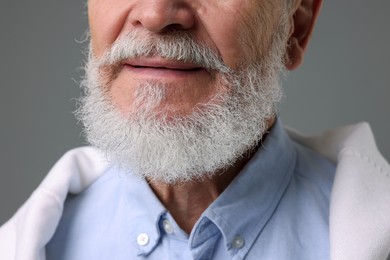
[1,0,390,259]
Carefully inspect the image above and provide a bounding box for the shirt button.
[162,219,174,234]
[137,233,149,246]
[232,236,245,249]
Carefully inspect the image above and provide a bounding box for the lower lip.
[123,64,206,79]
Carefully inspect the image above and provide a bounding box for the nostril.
[128,2,196,33]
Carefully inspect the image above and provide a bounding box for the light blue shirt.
[46,119,335,259]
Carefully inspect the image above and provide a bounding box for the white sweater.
[0,122,389,260]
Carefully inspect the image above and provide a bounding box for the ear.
[285,0,323,70]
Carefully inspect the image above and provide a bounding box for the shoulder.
[291,140,336,197]
[0,146,111,260]
[286,122,390,259]
[285,122,385,163]
[45,146,110,193]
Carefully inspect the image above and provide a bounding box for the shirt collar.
[196,118,297,258]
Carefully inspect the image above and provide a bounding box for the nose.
[130,0,196,33]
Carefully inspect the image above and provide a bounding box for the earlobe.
[285,0,323,70]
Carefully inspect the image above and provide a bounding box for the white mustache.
[98,31,231,73]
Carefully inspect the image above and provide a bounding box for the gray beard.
[76,24,288,184]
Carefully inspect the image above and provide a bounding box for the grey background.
[0,1,389,225]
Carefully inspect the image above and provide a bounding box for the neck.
[148,117,276,234]
[148,155,249,234]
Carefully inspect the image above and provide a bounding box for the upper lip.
[123,57,203,70]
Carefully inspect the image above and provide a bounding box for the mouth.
[122,57,206,78]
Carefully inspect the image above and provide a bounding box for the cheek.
[248,1,288,58]
[196,1,269,69]
[88,0,132,57]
